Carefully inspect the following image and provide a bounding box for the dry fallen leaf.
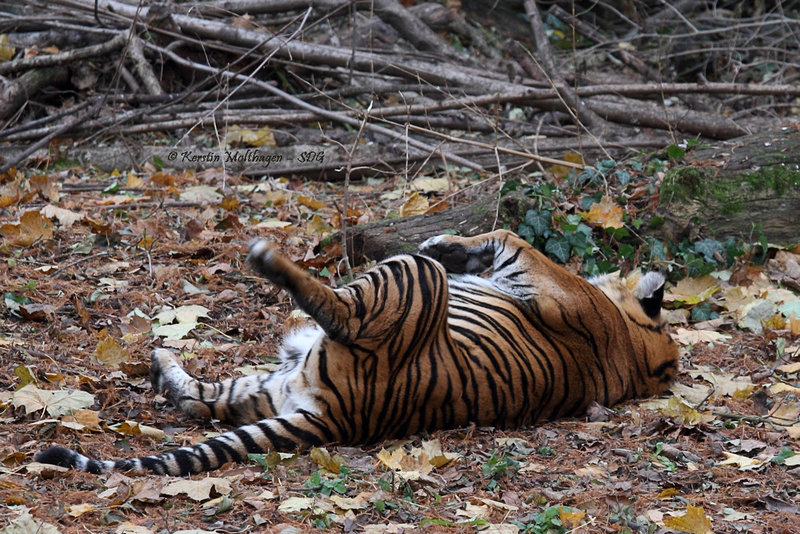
[548,151,584,179]
[399,191,429,217]
[297,195,327,210]
[309,447,346,474]
[329,493,369,511]
[108,421,166,441]
[155,305,210,325]
[672,328,731,346]
[95,329,130,368]
[580,195,624,229]
[307,214,333,235]
[67,503,96,518]
[277,496,315,512]
[376,447,434,481]
[12,384,95,416]
[718,452,763,470]
[30,174,59,202]
[411,177,449,193]
[664,275,720,305]
[161,477,232,502]
[0,209,54,247]
[61,408,102,431]
[41,204,82,227]
[1,510,61,534]
[663,504,713,534]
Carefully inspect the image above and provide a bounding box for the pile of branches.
[1,0,799,176]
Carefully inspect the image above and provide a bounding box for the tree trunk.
[341,191,538,264]
[341,127,800,264]
[655,126,800,246]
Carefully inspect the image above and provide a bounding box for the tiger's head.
[588,271,678,396]
[588,271,668,324]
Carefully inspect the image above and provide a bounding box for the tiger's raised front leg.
[419,229,668,320]
[417,230,525,273]
[419,230,549,300]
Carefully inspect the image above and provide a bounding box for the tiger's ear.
[635,271,666,319]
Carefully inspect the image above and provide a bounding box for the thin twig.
[0,31,128,75]
[0,96,103,173]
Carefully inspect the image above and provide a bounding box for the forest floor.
[1,167,799,534]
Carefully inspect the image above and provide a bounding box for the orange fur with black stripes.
[36,230,678,475]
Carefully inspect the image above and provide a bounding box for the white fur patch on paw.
[248,239,270,258]
[418,234,445,251]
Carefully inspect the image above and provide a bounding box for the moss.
[662,164,800,213]
[660,167,713,203]
[741,164,800,196]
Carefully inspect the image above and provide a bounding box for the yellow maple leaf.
[658,487,680,499]
[580,195,624,229]
[790,313,800,336]
[0,210,54,247]
[94,329,130,368]
[297,195,327,210]
[30,174,59,202]
[307,214,333,235]
[61,409,102,431]
[664,275,720,305]
[377,448,434,480]
[224,125,276,147]
[718,452,762,470]
[0,34,15,61]
[309,447,346,474]
[664,504,713,534]
[559,507,586,528]
[548,151,584,179]
[399,191,429,217]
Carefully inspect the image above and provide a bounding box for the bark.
[127,37,164,96]
[0,66,69,120]
[372,0,448,53]
[654,126,800,246]
[0,32,127,75]
[339,191,538,264]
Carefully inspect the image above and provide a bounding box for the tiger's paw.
[418,234,494,274]
[150,349,212,419]
[150,349,190,406]
[247,239,291,287]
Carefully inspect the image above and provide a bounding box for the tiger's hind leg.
[247,239,450,346]
[150,349,282,425]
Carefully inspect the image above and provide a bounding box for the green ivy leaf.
[615,168,632,186]
[518,224,535,242]
[545,236,571,263]
[694,238,722,263]
[596,159,617,172]
[667,145,686,159]
[500,180,520,194]
[772,446,795,465]
[618,243,635,259]
[649,238,666,260]
[609,227,631,240]
[524,209,552,237]
[691,302,719,322]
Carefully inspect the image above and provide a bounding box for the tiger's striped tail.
[34,412,329,475]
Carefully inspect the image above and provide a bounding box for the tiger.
[35,229,678,475]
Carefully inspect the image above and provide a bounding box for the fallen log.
[341,126,800,264]
[655,126,800,246]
